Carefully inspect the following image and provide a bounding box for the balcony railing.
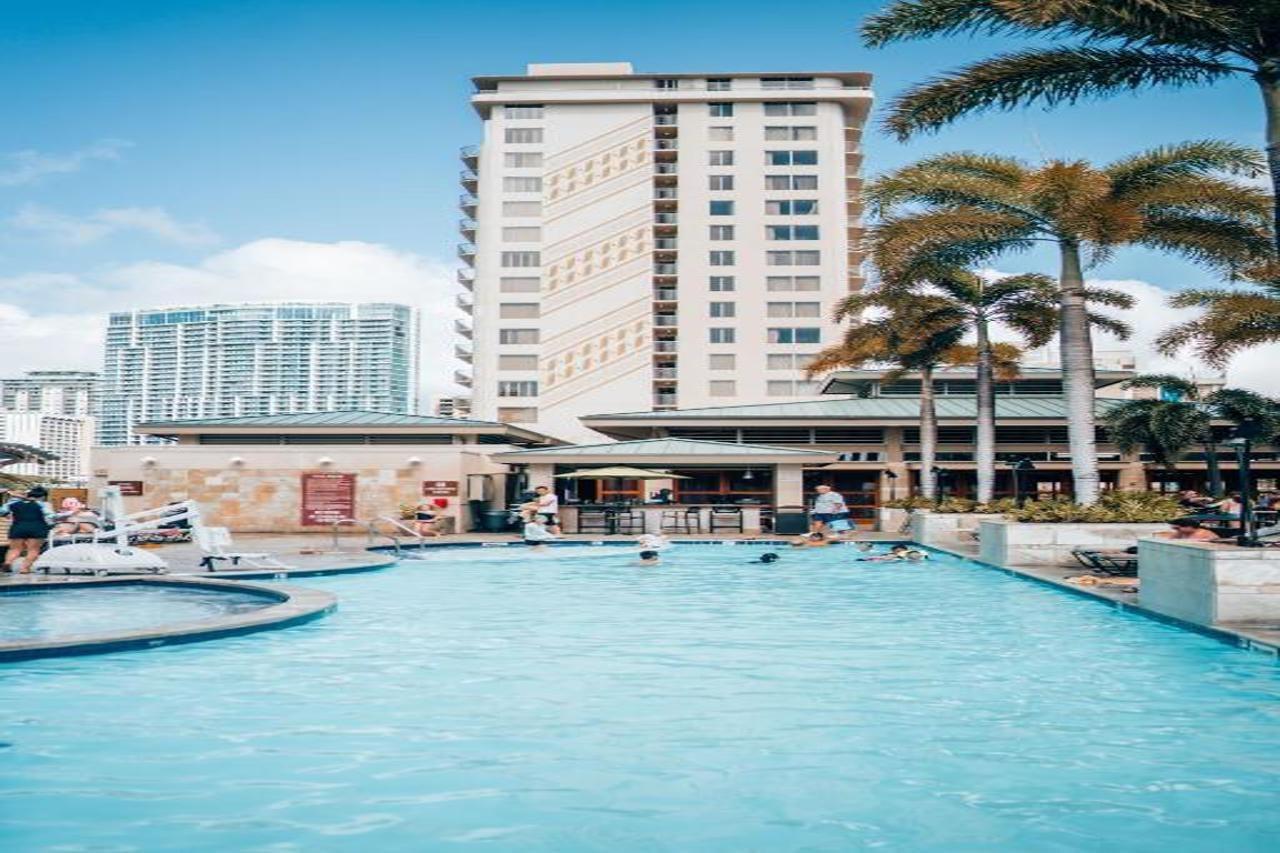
[454,319,473,338]
[653,139,678,151]
[654,289,678,302]
[654,393,678,406]
[653,263,678,275]
[654,115,678,126]
[653,367,678,379]
[454,344,473,363]
[454,370,473,387]
[459,218,477,238]
[457,269,474,289]
[655,163,678,175]
[653,341,678,353]
[654,188,678,201]
[654,315,678,327]
[460,169,478,191]
[459,193,478,213]
[457,243,476,262]
[654,213,678,225]
[455,294,473,313]
[654,238,678,250]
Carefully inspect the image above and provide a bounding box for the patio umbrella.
[554,466,690,480]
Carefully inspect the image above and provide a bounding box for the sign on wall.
[300,472,357,526]
[108,480,145,496]
[422,480,459,497]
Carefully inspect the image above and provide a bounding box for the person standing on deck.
[809,484,846,537]
[533,485,561,535]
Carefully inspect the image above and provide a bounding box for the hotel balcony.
[653,114,678,137]
[454,370,473,388]
[455,294,473,313]
[457,242,476,264]
[653,392,678,408]
[653,139,678,161]
[653,367,678,381]
[454,319,473,339]
[653,187,678,209]
[653,212,678,234]
[653,263,678,282]
[653,314,678,329]
[460,144,479,169]
[459,218,477,241]
[654,287,678,303]
[460,169,478,193]
[454,344,473,363]
[459,194,478,216]
[457,269,474,290]
[653,340,678,354]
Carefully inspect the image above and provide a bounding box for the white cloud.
[0,139,132,187]
[0,239,461,405]
[8,204,220,246]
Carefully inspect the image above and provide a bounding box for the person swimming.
[636,550,661,566]
[856,545,912,562]
[753,552,780,564]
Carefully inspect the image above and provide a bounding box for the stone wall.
[910,510,1003,547]
[978,520,1167,568]
[1139,539,1280,626]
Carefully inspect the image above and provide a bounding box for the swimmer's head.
[639,550,659,560]
[905,550,926,561]
[890,545,909,554]
[855,541,873,552]
[758,552,779,564]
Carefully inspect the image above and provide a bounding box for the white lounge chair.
[193,526,292,572]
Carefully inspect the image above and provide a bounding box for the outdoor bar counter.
[558,503,767,535]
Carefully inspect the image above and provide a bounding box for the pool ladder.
[330,516,426,556]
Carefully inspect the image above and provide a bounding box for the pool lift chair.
[32,486,199,575]
[191,525,292,572]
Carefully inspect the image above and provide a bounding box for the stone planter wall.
[910,510,1004,547]
[1139,539,1280,627]
[877,507,909,534]
[978,520,1168,568]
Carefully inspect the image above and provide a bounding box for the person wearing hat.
[0,487,53,573]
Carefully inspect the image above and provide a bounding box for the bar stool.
[709,506,744,533]
[660,507,702,533]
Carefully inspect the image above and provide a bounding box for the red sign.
[109,480,144,496]
[300,472,356,526]
[422,480,459,497]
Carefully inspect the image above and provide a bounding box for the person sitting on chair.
[413,502,443,538]
[1158,519,1221,542]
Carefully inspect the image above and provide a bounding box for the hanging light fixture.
[742,468,755,481]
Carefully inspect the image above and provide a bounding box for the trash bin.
[481,509,512,533]
[772,506,809,535]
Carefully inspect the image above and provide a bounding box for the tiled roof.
[496,437,834,457]
[585,396,1127,421]
[136,410,510,429]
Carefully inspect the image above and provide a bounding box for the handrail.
[330,518,365,551]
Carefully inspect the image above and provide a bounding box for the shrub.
[1006,491,1181,523]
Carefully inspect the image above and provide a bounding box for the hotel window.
[707,78,732,91]
[708,126,735,141]
[766,150,818,166]
[766,225,820,240]
[504,152,544,168]
[761,76,815,90]
[767,302,821,318]
[709,150,735,166]
[501,226,541,242]
[501,251,540,267]
[498,406,537,422]
[502,200,542,216]
[710,250,736,266]
[766,199,819,215]
[709,175,735,191]
[765,175,819,190]
[503,176,542,192]
[765,126,818,140]
[767,379,821,396]
[498,355,539,370]
[710,301,736,318]
[709,102,734,117]
[498,303,540,319]
[767,275,821,291]
[767,327,821,344]
[503,105,545,119]
[709,328,736,344]
[498,329,539,344]
[764,102,817,116]
[709,200,735,215]
[709,354,736,370]
[654,78,679,89]
[710,225,736,241]
[767,250,820,266]
[709,380,737,397]
[709,276,736,291]
[767,353,817,370]
[504,128,544,144]
[499,277,540,293]
[498,380,538,397]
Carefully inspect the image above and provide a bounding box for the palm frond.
[1084,287,1136,309]
[1138,212,1276,270]
[1106,140,1266,195]
[861,0,1032,47]
[1120,373,1201,399]
[1086,311,1132,339]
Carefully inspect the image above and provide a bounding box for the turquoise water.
[2,544,1279,851]
[0,585,274,641]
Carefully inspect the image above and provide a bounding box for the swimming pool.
[2,544,1278,850]
[0,584,276,642]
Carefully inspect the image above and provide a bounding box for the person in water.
[522,517,558,549]
[636,550,661,566]
[790,532,832,548]
[754,552,780,564]
[1,487,53,573]
[857,545,912,562]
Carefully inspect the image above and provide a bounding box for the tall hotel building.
[100,303,420,445]
[457,62,872,442]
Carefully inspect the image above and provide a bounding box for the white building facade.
[100,302,420,445]
[0,370,100,417]
[458,62,872,442]
[0,411,94,482]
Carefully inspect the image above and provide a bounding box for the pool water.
[2,545,1279,850]
[0,584,275,642]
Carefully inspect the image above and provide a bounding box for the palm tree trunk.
[1057,239,1101,505]
[974,315,996,504]
[1260,75,1280,253]
[919,364,938,499]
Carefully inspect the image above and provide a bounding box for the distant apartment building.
[456,62,872,441]
[0,370,99,416]
[100,303,420,445]
[0,411,93,482]
[433,395,473,419]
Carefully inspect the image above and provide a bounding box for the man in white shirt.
[534,485,561,534]
[810,484,847,536]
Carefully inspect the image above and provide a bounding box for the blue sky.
[0,0,1268,390]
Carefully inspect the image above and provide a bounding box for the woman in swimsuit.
[1,487,53,573]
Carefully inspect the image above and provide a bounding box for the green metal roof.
[496,437,835,458]
[585,396,1127,421]
[136,410,513,429]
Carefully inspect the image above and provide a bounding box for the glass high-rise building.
[100,302,420,445]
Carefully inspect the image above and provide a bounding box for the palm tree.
[805,289,966,499]
[1155,269,1280,367]
[872,269,1062,502]
[860,0,1280,247]
[1104,375,1280,495]
[869,143,1272,503]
